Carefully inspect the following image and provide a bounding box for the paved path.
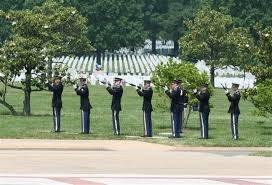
[0,139,271,184]
[0,175,272,185]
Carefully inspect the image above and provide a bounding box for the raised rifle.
[95,76,111,86]
[220,83,227,90]
[128,83,141,89]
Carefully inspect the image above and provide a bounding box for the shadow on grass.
[30,113,51,117]
[257,121,266,124]
[0,111,25,116]
[0,112,51,117]
[261,131,272,136]
[0,111,13,115]
[156,125,170,129]
[260,125,272,129]
[184,126,216,131]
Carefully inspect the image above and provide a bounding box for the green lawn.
[250,151,272,157]
[0,85,271,147]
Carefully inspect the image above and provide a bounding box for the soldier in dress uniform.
[136,80,153,137]
[177,80,188,134]
[73,74,92,134]
[180,89,189,132]
[164,79,182,138]
[225,83,241,140]
[106,77,123,135]
[47,75,63,132]
[193,83,210,139]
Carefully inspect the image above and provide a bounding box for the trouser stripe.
[232,114,236,139]
[114,111,118,135]
[143,111,147,136]
[200,112,204,138]
[82,110,85,133]
[171,113,175,137]
[54,108,57,131]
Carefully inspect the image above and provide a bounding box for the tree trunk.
[151,37,157,54]
[47,59,52,79]
[0,99,17,115]
[96,50,102,65]
[3,76,7,102]
[210,45,216,87]
[210,64,215,87]
[173,40,179,57]
[23,69,32,116]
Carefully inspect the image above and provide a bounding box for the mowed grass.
[250,151,272,157]
[0,85,272,147]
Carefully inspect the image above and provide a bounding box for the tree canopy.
[0,0,92,115]
[76,0,146,64]
[180,8,233,87]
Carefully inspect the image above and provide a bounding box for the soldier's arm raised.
[142,88,152,98]
[227,92,240,102]
[137,89,143,96]
[50,84,63,93]
[76,86,88,96]
[111,87,123,97]
[106,86,113,95]
[196,92,209,101]
[165,89,179,100]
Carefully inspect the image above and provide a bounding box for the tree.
[224,27,256,69]
[142,0,169,54]
[247,27,272,83]
[161,0,199,56]
[0,0,91,115]
[204,0,272,42]
[0,0,25,45]
[151,59,211,125]
[32,0,92,78]
[76,0,146,64]
[180,8,233,87]
[226,0,272,28]
[243,27,272,116]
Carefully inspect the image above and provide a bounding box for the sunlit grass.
[0,85,271,147]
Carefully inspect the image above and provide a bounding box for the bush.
[151,59,212,125]
[245,80,272,116]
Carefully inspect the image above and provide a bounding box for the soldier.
[47,75,63,132]
[177,80,188,134]
[225,83,241,140]
[136,80,153,137]
[193,83,210,139]
[181,89,189,131]
[164,79,182,138]
[106,77,123,135]
[73,74,92,134]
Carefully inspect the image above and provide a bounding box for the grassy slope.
[0,85,271,147]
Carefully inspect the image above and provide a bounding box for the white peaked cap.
[78,73,88,79]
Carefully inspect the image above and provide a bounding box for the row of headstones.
[53,54,177,75]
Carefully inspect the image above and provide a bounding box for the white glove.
[180,90,183,96]
[73,84,77,89]
[193,89,197,94]
[225,90,229,94]
[134,85,138,90]
[163,86,168,91]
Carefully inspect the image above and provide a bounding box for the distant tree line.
[1,0,272,116]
